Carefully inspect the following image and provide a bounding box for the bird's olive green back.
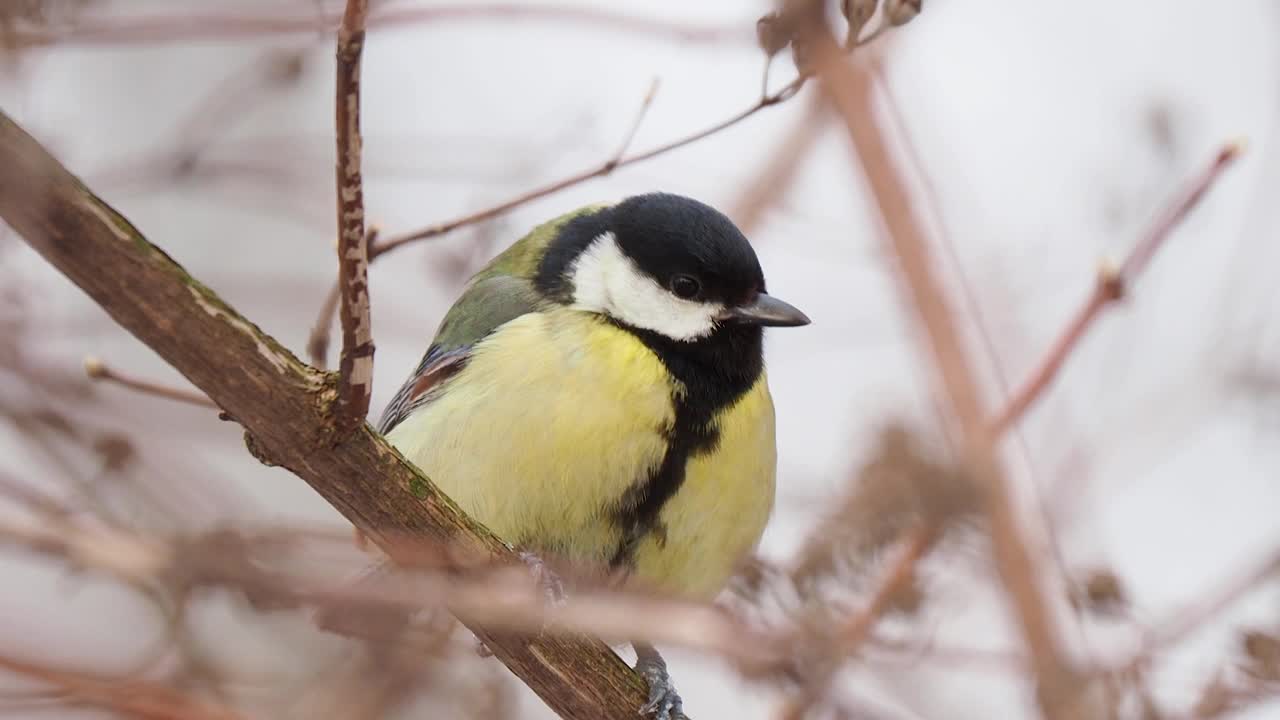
[428,203,610,352]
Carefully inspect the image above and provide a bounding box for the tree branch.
[83,355,218,409]
[333,0,374,434]
[0,109,658,720]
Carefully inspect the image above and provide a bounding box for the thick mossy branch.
[0,110,656,720]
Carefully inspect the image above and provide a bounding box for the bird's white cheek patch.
[570,233,722,341]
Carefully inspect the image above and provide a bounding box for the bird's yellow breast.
[386,307,776,599]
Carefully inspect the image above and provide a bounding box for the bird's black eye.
[670,274,701,300]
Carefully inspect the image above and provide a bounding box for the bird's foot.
[518,550,566,607]
[635,645,686,720]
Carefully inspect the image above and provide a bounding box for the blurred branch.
[83,355,217,409]
[806,18,1083,718]
[0,109,662,720]
[989,144,1241,435]
[10,5,747,48]
[0,514,786,675]
[608,77,661,169]
[333,0,374,435]
[1126,547,1280,670]
[0,652,244,720]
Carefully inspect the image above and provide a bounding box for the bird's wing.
[377,202,612,435]
[376,273,543,434]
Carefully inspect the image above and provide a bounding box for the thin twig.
[990,143,1242,436]
[309,227,378,370]
[83,356,217,409]
[606,77,661,170]
[369,75,807,260]
[333,0,374,433]
[1129,547,1280,668]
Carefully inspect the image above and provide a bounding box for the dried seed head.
[756,12,792,58]
[789,36,814,77]
[265,49,307,86]
[789,423,980,592]
[1067,568,1128,618]
[885,0,922,26]
[841,0,878,47]
[1242,630,1280,682]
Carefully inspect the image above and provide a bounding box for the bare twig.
[1131,547,1280,666]
[309,226,378,370]
[990,144,1242,435]
[83,355,217,409]
[369,75,808,260]
[607,77,661,170]
[807,22,1082,717]
[333,0,374,433]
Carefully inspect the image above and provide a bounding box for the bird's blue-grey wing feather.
[376,274,544,435]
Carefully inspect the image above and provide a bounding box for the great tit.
[378,192,808,719]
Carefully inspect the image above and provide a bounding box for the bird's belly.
[385,312,675,568]
[631,378,777,599]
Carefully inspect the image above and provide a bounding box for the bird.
[377,192,809,719]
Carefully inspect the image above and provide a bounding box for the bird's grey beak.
[720,293,810,327]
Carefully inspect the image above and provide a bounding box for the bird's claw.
[636,648,686,720]
[518,551,566,607]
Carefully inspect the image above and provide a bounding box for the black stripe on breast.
[608,322,764,568]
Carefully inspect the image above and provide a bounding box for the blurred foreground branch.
[0,652,244,720]
[0,109,657,720]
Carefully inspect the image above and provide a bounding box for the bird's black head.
[535,193,809,344]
